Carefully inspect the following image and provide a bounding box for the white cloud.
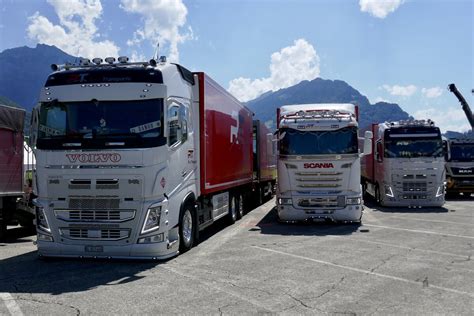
[413,107,471,133]
[27,0,120,58]
[382,84,417,97]
[120,0,193,62]
[228,39,320,102]
[359,0,405,19]
[421,87,443,98]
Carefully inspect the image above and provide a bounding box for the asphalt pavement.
[1,197,473,315]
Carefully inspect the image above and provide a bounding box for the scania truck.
[30,56,275,259]
[445,138,474,197]
[275,103,372,222]
[361,120,445,207]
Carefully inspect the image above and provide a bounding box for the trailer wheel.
[179,205,195,253]
[227,195,237,224]
[236,194,244,220]
[375,185,381,205]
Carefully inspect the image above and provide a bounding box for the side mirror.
[361,131,373,156]
[28,108,39,148]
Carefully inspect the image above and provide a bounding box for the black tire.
[179,204,195,253]
[375,184,381,205]
[227,194,237,224]
[236,194,244,220]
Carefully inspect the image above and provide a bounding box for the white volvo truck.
[361,120,446,207]
[275,103,372,222]
[30,56,272,259]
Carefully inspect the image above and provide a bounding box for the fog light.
[141,206,162,234]
[138,233,164,244]
[37,233,53,242]
[346,197,361,205]
[278,198,293,205]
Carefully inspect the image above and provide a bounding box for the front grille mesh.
[69,198,120,209]
[69,210,121,221]
[63,228,129,240]
[402,182,427,192]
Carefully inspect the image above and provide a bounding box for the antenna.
[153,42,160,60]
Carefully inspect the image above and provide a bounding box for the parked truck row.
[15,56,471,258]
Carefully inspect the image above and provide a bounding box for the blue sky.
[0,0,472,132]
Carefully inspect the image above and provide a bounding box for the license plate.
[85,245,103,253]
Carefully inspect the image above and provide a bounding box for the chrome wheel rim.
[182,210,193,244]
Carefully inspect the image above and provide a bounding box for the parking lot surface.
[1,197,473,315]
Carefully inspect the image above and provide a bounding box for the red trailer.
[196,72,254,195]
[0,104,25,239]
[253,120,277,201]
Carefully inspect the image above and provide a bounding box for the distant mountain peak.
[246,77,410,130]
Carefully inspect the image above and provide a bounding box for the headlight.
[436,185,445,197]
[36,207,51,233]
[346,197,361,205]
[384,185,394,198]
[278,198,293,205]
[141,206,162,234]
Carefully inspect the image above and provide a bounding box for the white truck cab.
[276,103,372,222]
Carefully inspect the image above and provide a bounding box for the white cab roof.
[280,103,355,116]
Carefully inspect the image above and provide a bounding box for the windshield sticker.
[39,124,63,136]
[130,120,161,134]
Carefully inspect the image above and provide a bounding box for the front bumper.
[276,203,362,222]
[381,195,445,207]
[37,234,179,260]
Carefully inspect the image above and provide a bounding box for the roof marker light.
[51,64,59,71]
[149,59,157,67]
[92,58,103,65]
[105,57,115,64]
[118,56,129,63]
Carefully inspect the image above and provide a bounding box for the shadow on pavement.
[254,206,360,236]
[1,225,36,244]
[0,250,159,295]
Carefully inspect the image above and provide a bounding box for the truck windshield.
[37,99,165,149]
[279,126,358,155]
[385,137,443,158]
[449,143,474,162]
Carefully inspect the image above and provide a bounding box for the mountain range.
[0,44,413,132]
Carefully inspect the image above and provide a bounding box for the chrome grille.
[55,209,135,222]
[69,198,120,209]
[60,228,130,240]
[297,196,345,208]
[402,182,427,192]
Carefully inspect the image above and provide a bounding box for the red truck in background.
[253,120,277,204]
[0,104,35,239]
[31,59,276,258]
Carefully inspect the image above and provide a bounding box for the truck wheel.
[227,195,237,224]
[179,205,195,253]
[236,194,244,220]
[375,185,381,205]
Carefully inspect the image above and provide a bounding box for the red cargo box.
[254,120,276,182]
[196,73,253,195]
[361,123,378,181]
[0,104,24,195]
